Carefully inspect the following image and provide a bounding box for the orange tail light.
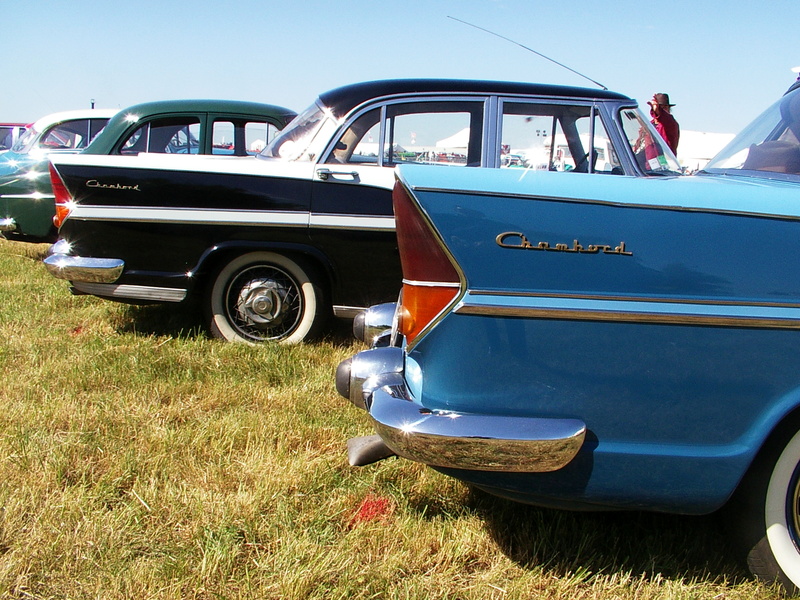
[49,162,73,228]
[392,179,461,344]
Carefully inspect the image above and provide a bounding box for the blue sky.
[3,0,799,135]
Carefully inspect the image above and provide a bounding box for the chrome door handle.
[316,168,359,181]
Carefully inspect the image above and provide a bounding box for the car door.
[309,97,487,312]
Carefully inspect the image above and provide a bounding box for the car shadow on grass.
[464,487,751,586]
[116,303,358,346]
[115,303,207,339]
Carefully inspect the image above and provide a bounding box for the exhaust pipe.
[347,435,396,466]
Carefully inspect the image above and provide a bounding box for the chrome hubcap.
[224,263,303,342]
[236,278,286,325]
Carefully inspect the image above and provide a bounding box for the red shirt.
[650,107,680,154]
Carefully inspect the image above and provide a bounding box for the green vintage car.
[0,109,117,242]
[0,100,296,242]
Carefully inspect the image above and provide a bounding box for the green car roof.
[84,99,297,155]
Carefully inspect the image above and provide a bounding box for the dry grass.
[0,238,785,599]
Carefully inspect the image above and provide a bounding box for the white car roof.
[29,108,119,132]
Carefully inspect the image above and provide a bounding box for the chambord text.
[496,232,633,256]
[86,180,141,191]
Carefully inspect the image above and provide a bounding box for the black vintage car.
[44,79,679,343]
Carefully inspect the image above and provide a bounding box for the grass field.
[0,238,785,599]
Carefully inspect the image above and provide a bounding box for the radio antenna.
[447,16,608,91]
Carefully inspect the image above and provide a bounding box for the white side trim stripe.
[66,205,395,230]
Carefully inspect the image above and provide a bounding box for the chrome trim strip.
[43,253,124,283]
[65,205,395,231]
[67,205,309,227]
[456,292,800,330]
[72,281,187,303]
[0,217,16,232]
[310,213,394,231]
[367,373,586,473]
[402,278,462,288]
[0,193,54,200]
[472,289,800,310]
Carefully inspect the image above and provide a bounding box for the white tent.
[677,130,735,172]
[436,128,470,149]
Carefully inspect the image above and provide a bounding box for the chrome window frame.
[493,96,632,173]
[320,94,492,168]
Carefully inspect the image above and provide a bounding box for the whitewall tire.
[736,426,800,593]
[207,251,326,344]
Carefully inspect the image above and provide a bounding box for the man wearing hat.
[648,93,680,154]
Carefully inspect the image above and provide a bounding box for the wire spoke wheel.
[208,252,326,344]
[226,264,302,342]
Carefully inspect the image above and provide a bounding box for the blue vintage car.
[336,83,800,591]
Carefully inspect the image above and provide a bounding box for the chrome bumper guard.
[353,302,398,345]
[338,346,586,473]
[44,240,124,284]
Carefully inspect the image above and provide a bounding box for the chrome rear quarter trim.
[457,291,800,330]
[367,374,586,473]
[71,281,187,303]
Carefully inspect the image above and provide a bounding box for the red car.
[0,122,27,151]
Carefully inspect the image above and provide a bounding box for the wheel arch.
[726,398,800,509]
[720,393,800,592]
[192,241,335,300]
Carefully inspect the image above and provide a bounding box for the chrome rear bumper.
[44,240,124,284]
[337,346,586,473]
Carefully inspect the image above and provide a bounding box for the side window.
[326,101,484,167]
[384,102,482,166]
[40,119,92,150]
[212,120,279,155]
[247,121,279,154]
[327,108,381,164]
[119,117,201,155]
[621,109,677,174]
[501,102,621,174]
[0,127,12,150]
[89,119,107,144]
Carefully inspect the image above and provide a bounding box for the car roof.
[29,109,119,132]
[317,79,633,119]
[109,99,297,121]
[83,99,299,155]
[95,99,297,143]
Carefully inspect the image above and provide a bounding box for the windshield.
[619,108,682,175]
[703,87,800,180]
[11,126,41,154]
[259,102,337,162]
